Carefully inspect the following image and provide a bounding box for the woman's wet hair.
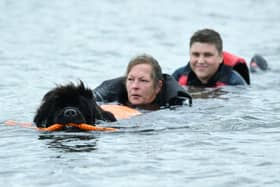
[190,28,223,54]
[126,54,163,87]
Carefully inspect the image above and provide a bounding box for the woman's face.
[126,64,162,106]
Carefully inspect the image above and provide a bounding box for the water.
[1,0,280,186]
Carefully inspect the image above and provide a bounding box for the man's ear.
[219,53,224,64]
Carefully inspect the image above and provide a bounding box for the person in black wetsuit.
[94,54,192,110]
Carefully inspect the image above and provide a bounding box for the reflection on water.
[186,86,229,99]
[38,133,98,153]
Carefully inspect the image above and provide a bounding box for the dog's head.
[34,81,116,128]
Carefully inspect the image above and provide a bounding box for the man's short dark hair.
[190,28,223,54]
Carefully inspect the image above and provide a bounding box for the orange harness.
[101,104,141,119]
[3,105,141,132]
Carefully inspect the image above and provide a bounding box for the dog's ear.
[34,110,48,127]
[94,105,117,122]
[34,103,55,127]
[34,91,56,127]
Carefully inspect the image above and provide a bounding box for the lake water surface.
[0,0,280,186]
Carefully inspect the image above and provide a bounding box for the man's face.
[189,42,223,84]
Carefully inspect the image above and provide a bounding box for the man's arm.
[229,71,247,85]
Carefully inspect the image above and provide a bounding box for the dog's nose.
[63,108,78,117]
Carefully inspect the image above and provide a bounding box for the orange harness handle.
[3,105,140,131]
[4,120,117,132]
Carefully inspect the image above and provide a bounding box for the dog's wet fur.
[33,81,116,129]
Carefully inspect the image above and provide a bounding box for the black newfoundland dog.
[33,81,116,129]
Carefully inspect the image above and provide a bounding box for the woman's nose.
[131,80,140,88]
